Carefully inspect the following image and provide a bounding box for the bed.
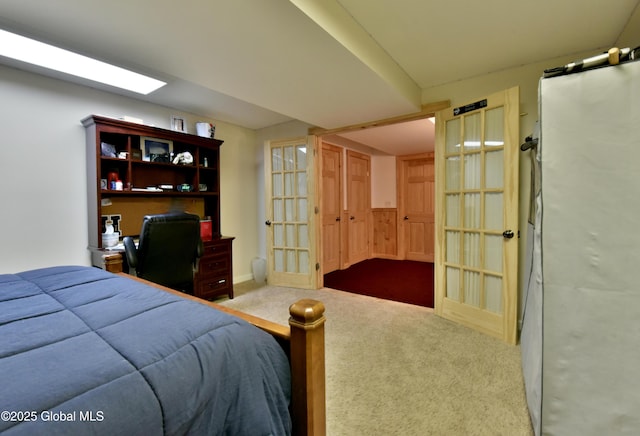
[0,264,325,435]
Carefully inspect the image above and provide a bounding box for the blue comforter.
[0,266,291,435]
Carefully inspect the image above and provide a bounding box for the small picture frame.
[100,141,117,157]
[171,116,186,132]
[141,137,173,163]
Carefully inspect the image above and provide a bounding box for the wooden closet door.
[346,150,370,266]
[321,143,342,274]
[398,153,435,262]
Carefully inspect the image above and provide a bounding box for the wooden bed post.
[289,299,326,436]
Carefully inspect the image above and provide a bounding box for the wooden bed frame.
[103,254,326,436]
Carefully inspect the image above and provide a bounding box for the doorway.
[319,131,435,308]
[314,92,520,343]
[316,110,440,291]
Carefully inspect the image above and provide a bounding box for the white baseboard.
[233,273,254,284]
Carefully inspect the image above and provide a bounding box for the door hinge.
[314,206,319,214]
[315,263,320,271]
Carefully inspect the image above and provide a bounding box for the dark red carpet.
[323,258,434,308]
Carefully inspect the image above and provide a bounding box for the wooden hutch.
[82,115,234,300]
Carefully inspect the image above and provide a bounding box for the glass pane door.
[444,107,504,311]
[266,137,317,288]
[435,87,519,344]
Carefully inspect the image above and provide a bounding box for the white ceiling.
[1,0,639,155]
[325,118,436,155]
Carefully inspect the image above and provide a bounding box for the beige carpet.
[218,282,533,436]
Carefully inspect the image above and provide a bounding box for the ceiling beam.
[615,1,640,47]
[309,100,450,136]
[289,0,421,108]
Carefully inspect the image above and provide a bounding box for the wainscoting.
[371,208,397,259]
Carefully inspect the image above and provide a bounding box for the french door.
[265,137,318,288]
[435,87,519,344]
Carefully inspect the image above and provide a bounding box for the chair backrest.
[134,212,202,292]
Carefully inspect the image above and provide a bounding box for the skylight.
[0,29,166,95]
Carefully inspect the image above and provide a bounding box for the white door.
[265,136,318,288]
[435,87,519,344]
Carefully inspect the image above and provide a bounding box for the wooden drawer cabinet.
[195,237,234,300]
[83,115,236,295]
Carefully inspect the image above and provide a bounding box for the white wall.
[371,156,396,208]
[0,64,259,282]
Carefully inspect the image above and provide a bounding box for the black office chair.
[123,212,203,294]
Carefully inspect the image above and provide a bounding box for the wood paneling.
[371,208,397,258]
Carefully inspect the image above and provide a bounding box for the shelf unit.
[83,115,234,299]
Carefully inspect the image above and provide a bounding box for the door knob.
[502,230,514,239]
[335,217,341,222]
[350,216,355,220]
[404,216,409,220]
[265,220,272,226]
